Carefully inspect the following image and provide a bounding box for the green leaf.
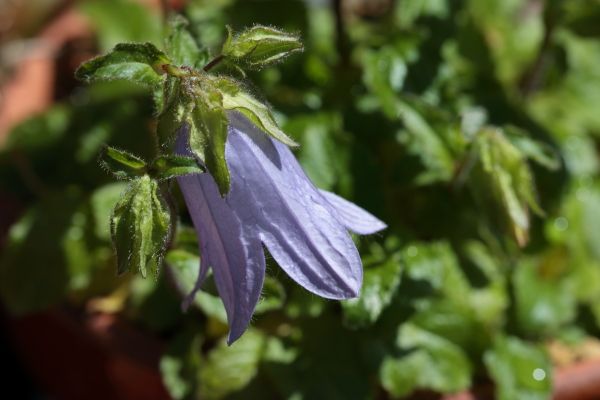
[111,175,170,277]
[513,257,577,336]
[505,125,560,171]
[284,112,350,191]
[400,241,507,356]
[187,83,230,195]
[160,329,202,400]
[165,15,208,68]
[396,100,457,185]
[263,316,369,400]
[222,25,303,69]
[342,253,402,328]
[0,190,95,314]
[199,330,266,400]
[215,76,298,147]
[75,43,169,88]
[79,0,162,51]
[402,242,471,304]
[99,146,146,180]
[484,335,552,400]
[151,154,204,180]
[380,323,472,397]
[360,44,410,117]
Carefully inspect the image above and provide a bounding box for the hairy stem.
[203,54,224,72]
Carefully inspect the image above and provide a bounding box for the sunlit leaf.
[75,42,169,88]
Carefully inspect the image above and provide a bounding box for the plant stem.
[203,55,224,72]
[160,0,170,24]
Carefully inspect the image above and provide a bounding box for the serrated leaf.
[99,146,146,180]
[199,330,265,400]
[484,336,552,400]
[215,77,297,147]
[396,100,456,184]
[75,42,169,87]
[165,15,208,68]
[222,25,303,69]
[342,255,402,328]
[111,175,170,277]
[152,154,204,180]
[186,84,230,195]
[380,323,472,397]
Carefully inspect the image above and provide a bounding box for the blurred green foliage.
[3,0,600,399]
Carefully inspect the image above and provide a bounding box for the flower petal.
[176,128,265,344]
[318,190,387,235]
[225,113,362,299]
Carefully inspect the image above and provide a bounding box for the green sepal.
[214,76,298,147]
[75,42,170,87]
[110,175,171,277]
[165,16,208,69]
[155,76,230,195]
[152,155,205,180]
[186,83,230,196]
[157,76,189,145]
[99,146,146,180]
[222,25,303,69]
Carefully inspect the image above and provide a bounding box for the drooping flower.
[175,112,386,344]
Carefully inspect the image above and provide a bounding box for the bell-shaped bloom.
[175,112,386,344]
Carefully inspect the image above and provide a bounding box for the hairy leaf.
[165,16,208,68]
[75,42,169,87]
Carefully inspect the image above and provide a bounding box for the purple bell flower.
[175,112,386,344]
